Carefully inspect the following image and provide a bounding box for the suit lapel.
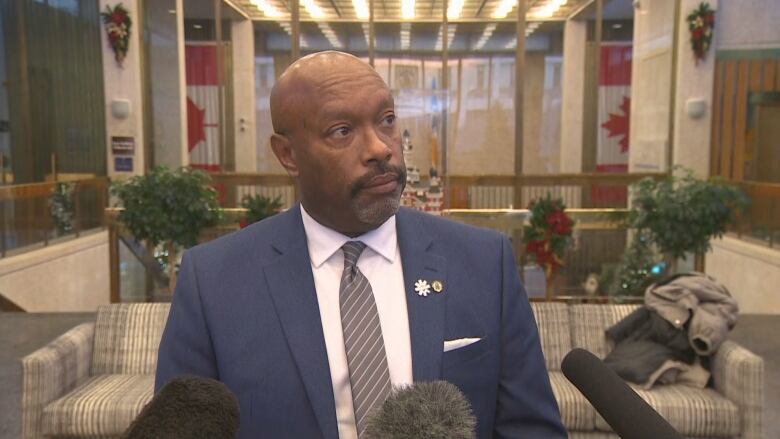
[397,208,447,382]
[262,205,338,439]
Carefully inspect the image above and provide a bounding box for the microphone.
[561,348,683,439]
[123,375,240,439]
[364,381,476,439]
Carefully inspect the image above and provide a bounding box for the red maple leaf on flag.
[187,97,207,152]
[601,96,631,153]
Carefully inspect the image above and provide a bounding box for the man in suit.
[156,51,565,439]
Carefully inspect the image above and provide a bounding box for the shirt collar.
[300,204,398,268]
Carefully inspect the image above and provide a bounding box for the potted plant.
[239,194,282,228]
[111,166,221,293]
[600,230,666,297]
[627,167,748,274]
[523,195,575,299]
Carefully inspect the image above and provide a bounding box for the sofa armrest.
[21,322,95,439]
[712,340,764,439]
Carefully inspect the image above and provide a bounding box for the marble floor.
[0,312,777,439]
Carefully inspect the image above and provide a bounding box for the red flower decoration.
[523,196,575,281]
[686,2,715,64]
[111,11,125,24]
[546,209,574,236]
[101,4,132,66]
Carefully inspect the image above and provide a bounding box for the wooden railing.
[106,206,637,303]
[208,172,666,210]
[107,172,668,303]
[105,207,246,303]
[444,209,634,300]
[0,177,109,258]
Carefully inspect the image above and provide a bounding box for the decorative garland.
[49,182,75,236]
[101,4,132,66]
[523,195,574,296]
[686,2,715,64]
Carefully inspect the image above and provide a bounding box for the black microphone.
[364,381,476,439]
[123,375,240,439]
[561,348,683,439]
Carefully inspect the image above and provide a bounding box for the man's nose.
[361,126,392,164]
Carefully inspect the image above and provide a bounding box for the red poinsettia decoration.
[523,196,575,297]
[101,4,132,66]
[686,2,715,64]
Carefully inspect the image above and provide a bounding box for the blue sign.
[114,156,133,172]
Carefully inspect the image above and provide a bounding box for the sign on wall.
[111,136,135,155]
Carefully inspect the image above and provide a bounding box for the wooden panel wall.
[711,52,780,180]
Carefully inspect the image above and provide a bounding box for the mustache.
[350,163,407,198]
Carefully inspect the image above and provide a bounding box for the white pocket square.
[443,337,481,352]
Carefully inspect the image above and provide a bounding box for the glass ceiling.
[232,0,589,21]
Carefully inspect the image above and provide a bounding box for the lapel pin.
[414,279,431,297]
[432,280,444,293]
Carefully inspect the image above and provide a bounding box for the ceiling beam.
[327,0,343,18]
[474,0,488,18]
[569,0,595,20]
[224,0,251,19]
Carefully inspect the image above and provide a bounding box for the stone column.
[559,19,587,173]
[100,0,145,178]
[628,0,675,173]
[231,18,257,172]
[145,0,189,168]
[671,0,718,177]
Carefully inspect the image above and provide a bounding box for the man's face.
[289,69,406,235]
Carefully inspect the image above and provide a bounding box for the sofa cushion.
[41,374,153,437]
[531,302,572,371]
[92,303,171,374]
[569,304,640,359]
[594,384,741,437]
[548,371,597,431]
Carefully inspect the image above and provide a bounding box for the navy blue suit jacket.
[155,205,565,438]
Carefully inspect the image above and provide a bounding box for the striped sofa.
[22,304,170,439]
[21,303,763,438]
[532,303,764,439]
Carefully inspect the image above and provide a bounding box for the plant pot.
[545,275,555,300]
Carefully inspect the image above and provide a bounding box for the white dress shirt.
[300,205,413,439]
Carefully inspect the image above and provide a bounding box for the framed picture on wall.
[394,64,420,90]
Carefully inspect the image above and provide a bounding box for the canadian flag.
[185,43,221,172]
[597,43,632,173]
[593,43,632,206]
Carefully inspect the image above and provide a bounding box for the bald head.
[270,51,387,135]
[267,50,404,237]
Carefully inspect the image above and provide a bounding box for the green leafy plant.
[599,168,746,296]
[601,231,665,296]
[111,166,221,291]
[240,194,282,227]
[49,182,75,236]
[629,167,748,265]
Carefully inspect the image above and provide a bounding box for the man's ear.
[270,133,299,177]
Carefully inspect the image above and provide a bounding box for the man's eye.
[381,115,396,126]
[331,126,351,138]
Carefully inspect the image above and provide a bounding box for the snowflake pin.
[414,279,431,297]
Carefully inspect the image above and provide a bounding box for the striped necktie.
[339,241,392,437]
